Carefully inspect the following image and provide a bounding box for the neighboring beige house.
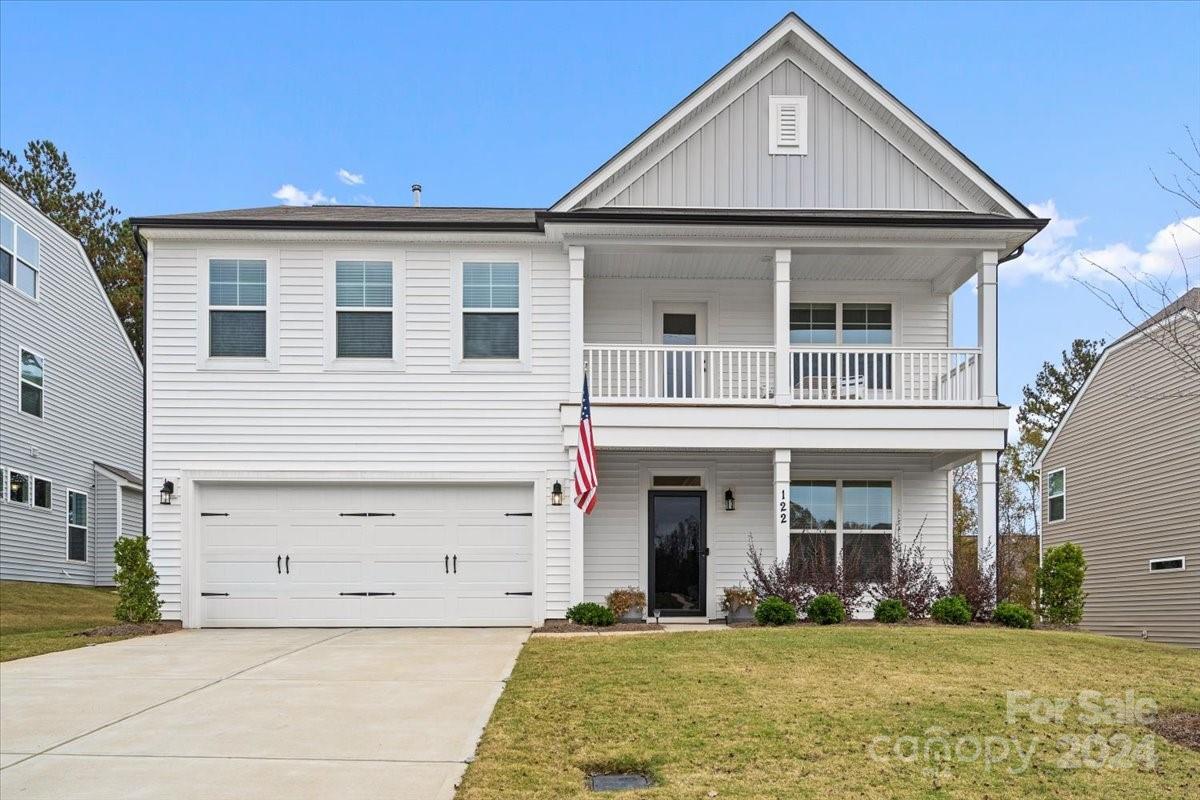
[1037,289,1200,647]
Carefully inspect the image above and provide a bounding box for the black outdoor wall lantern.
[551,481,564,506]
[160,480,175,505]
[724,488,735,511]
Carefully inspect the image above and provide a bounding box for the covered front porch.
[574,447,986,620]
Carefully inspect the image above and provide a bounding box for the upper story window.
[19,348,45,418]
[209,259,267,358]
[790,479,893,583]
[842,304,892,345]
[789,302,893,346]
[1047,468,1066,522]
[0,212,40,298]
[790,303,836,344]
[462,262,519,359]
[335,261,393,359]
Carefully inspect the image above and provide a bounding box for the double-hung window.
[462,262,519,359]
[67,491,88,563]
[0,212,40,298]
[790,479,893,582]
[33,477,52,510]
[335,261,393,358]
[19,348,45,417]
[208,259,267,358]
[1047,469,1065,522]
[842,304,893,345]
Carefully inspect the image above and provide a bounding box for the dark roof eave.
[540,209,1050,231]
[129,217,543,233]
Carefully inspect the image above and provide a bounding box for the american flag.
[573,375,598,514]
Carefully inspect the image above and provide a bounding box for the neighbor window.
[335,261,393,358]
[208,259,267,358]
[462,262,519,359]
[67,491,88,562]
[8,471,30,504]
[19,348,44,417]
[1149,557,1185,572]
[1047,469,1065,522]
[791,479,893,582]
[0,212,40,298]
[33,477,52,510]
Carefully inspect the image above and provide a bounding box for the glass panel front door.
[648,491,706,616]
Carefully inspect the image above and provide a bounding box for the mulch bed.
[536,619,665,634]
[1149,711,1200,751]
[73,620,182,638]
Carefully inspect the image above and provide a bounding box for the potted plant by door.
[606,587,647,623]
[721,586,757,624]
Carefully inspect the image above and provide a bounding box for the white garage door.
[198,483,534,627]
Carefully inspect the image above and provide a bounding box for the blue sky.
[2,1,1198,412]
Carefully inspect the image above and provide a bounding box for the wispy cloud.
[1004,200,1200,285]
[272,184,336,206]
[337,168,365,186]
[352,194,376,205]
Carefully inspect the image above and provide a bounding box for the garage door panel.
[201,597,279,626]
[282,596,364,625]
[202,522,280,549]
[363,595,451,625]
[284,521,367,548]
[457,595,532,625]
[457,522,528,548]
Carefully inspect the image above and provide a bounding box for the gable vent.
[769,95,808,156]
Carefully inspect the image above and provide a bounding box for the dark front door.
[648,491,706,616]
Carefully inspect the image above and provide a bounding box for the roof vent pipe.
[411,184,422,207]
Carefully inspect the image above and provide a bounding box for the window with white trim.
[1047,469,1065,522]
[790,479,893,582]
[8,470,30,504]
[1149,557,1185,572]
[0,212,40,298]
[789,302,893,345]
[208,259,267,358]
[462,262,519,359]
[19,349,44,418]
[67,491,88,562]
[33,477,52,510]
[335,261,393,358]
[769,95,808,156]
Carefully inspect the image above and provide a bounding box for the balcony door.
[654,303,707,399]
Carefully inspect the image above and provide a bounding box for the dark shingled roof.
[131,205,542,231]
[94,461,144,488]
[1113,287,1200,345]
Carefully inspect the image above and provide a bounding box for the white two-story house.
[133,14,1045,627]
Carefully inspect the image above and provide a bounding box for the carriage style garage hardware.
[338,512,397,517]
[200,512,228,517]
[505,512,533,517]
[339,592,397,597]
[200,592,229,597]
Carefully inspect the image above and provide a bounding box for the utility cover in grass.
[588,773,653,791]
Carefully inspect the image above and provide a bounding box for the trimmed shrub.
[930,595,972,625]
[754,596,798,626]
[566,602,616,627]
[874,599,908,624]
[605,587,646,619]
[866,522,941,618]
[1037,542,1087,625]
[113,535,162,623]
[805,593,846,625]
[994,602,1035,629]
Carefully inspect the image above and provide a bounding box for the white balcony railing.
[790,347,981,403]
[585,345,775,403]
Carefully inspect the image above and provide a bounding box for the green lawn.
[0,580,128,661]
[459,626,1200,799]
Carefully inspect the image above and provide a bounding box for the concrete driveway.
[0,628,528,799]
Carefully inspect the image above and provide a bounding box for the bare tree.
[1075,127,1200,376]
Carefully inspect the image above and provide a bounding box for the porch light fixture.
[724,488,735,512]
[551,481,564,506]
[159,480,175,505]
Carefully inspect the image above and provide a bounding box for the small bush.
[874,599,908,624]
[605,587,646,619]
[930,595,972,625]
[1037,542,1087,625]
[754,596,797,626]
[113,535,162,623]
[806,593,846,625]
[566,602,616,627]
[720,585,757,612]
[994,602,1035,629]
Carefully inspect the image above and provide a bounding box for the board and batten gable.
[146,238,573,618]
[1040,322,1200,647]
[0,185,144,585]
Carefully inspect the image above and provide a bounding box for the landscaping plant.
[1037,542,1087,624]
[805,593,846,625]
[866,522,940,618]
[930,595,972,625]
[994,601,1035,629]
[746,535,869,615]
[605,587,646,620]
[720,586,757,617]
[565,602,616,627]
[873,598,908,623]
[754,596,797,626]
[944,542,997,621]
[113,535,162,623]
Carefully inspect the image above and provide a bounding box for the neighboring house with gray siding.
[1037,289,1200,647]
[0,184,144,586]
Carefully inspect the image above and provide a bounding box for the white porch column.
[774,249,792,405]
[568,445,584,604]
[568,246,585,605]
[977,450,998,579]
[977,251,998,406]
[774,449,791,564]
